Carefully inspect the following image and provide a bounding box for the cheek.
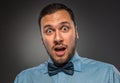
[43,37,53,49]
[63,32,76,45]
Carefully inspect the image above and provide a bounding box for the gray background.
[0,0,120,83]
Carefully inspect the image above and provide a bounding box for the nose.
[54,30,63,44]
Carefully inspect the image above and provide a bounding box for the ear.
[76,32,79,39]
[75,26,79,39]
[40,32,44,45]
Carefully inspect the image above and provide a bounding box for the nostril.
[54,40,63,45]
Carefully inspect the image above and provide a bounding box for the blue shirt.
[14,52,120,83]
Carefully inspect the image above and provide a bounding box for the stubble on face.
[41,10,78,66]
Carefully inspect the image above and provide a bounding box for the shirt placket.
[57,72,66,83]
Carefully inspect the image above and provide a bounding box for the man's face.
[41,10,78,66]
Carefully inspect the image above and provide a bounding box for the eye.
[61,26,69,32]
[45,29,54,35]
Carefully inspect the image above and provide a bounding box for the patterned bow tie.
[48,62,74,76]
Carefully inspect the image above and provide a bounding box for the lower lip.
[55,50,66,57]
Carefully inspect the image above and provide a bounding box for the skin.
[41,10,79,66]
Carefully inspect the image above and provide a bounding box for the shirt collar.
[43,51,82,74]
[70,52,82,72]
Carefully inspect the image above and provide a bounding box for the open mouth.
[54,47,66,51]
[54,46,66,56]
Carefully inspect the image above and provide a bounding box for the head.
[39,3,79,66]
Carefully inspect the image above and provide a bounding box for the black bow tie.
[48,62,74,76]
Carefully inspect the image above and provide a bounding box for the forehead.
[41,10,73,27]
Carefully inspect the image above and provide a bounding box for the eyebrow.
[43,25,52,30]
[60,21,70,25]
[43,21,70,29]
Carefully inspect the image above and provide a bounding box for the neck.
[54,61,68,67]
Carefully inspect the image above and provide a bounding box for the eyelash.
[61,26,69,32]
[45,28,54,34]
[44,25,70,35]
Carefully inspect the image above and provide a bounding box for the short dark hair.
[38,3,76,28]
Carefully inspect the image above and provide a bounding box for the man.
[14,3,120,83]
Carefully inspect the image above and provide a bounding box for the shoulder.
[80,57,120,79]
[80,56,117,72]
[15,62,48,80]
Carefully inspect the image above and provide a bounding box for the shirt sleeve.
[109,65,120,83]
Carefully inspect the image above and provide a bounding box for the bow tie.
[48,62,74,76]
